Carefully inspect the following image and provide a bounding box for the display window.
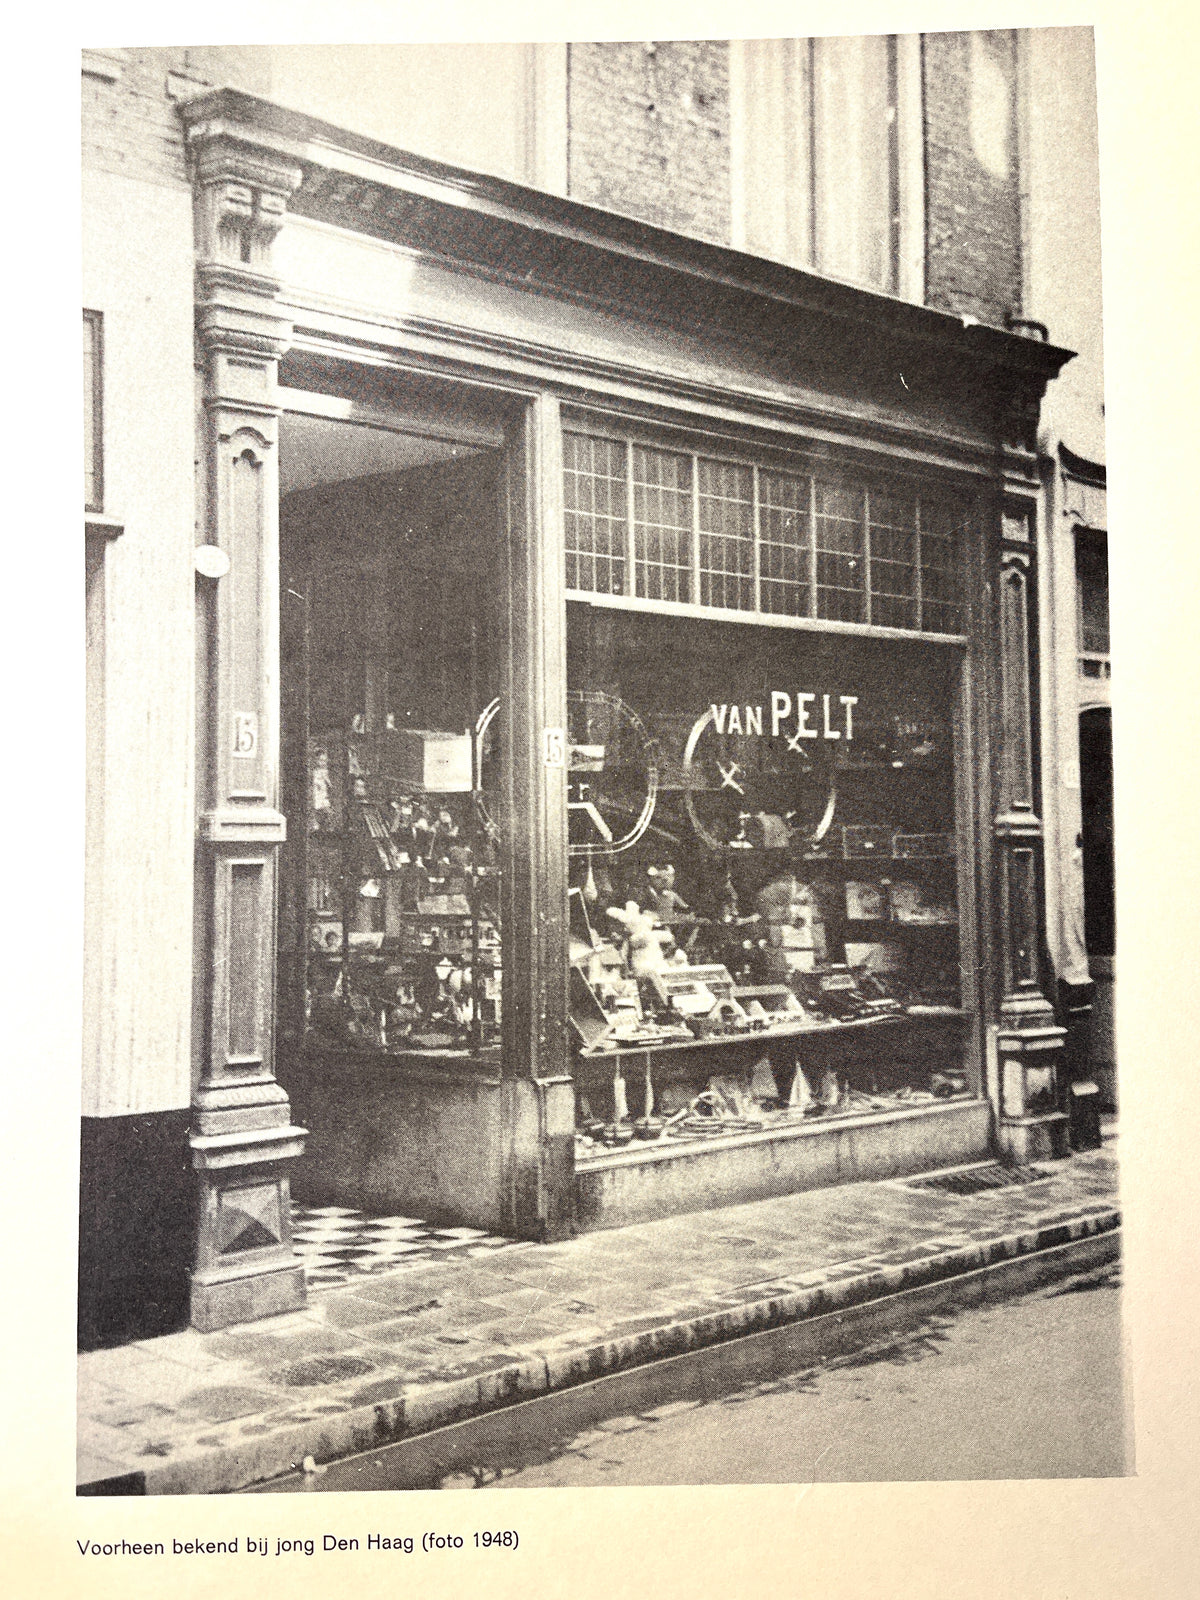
[563,427,975,1156]
[275,399,979,1167]
[277,434,507,1063]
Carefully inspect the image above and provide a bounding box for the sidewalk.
[78,1143,1120,1495]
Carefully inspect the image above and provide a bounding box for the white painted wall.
[82,171,196,1116]
[265,43,568,190]
[1023,26,1105,464]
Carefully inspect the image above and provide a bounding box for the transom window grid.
[563,431,627,595]
[564,431,964,636]
[632,444,693,603]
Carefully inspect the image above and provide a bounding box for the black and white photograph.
[73,23,1128,1500]
[8,4,1188,1592]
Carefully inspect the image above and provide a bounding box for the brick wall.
[923,29,1022,327]
[567,41,731,244]
[82,47,271,189]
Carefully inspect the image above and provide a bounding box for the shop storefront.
[181,88,1072,1329]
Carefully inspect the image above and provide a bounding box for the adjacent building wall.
[1022,27,1104,462]
[81,173,195,1117]
[567,40,731,243]
[82,52,200,1342]
[924,29,1023,327]
[1018,27,1112,1106]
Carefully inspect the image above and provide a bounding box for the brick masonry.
[567,40,731,245]
[82,47,270,190]
[923,29,1023,327]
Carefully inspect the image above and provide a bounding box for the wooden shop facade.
[87,88,1076,1336]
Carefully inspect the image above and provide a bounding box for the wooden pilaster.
[990,472,1069,1162]
[498,394,575,1238]
[185,122,309,1329]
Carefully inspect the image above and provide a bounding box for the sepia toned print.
[79,32,1120,1496]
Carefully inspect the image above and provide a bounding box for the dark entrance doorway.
[1079,706,1115,1108]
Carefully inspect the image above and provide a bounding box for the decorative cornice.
[994,811,1043,840]
[196,306,292,362]
[197,261,282,300]
[178,88,1075,404]
[1000,546,1032,571]
[199,807,288,844]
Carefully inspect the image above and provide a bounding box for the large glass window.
[566,602,970,1155]
[732,35,924,300]
[277,432,506,1062]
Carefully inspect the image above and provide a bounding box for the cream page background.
[7,1,1198,1595]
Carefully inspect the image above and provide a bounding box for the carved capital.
[188,131,303,272]
[998,377,1046,456]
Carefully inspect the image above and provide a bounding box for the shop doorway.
[274,398,522,1282]
[1079,707,1113,959]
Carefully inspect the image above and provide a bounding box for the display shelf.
[576,1008,911,1061]
[796,856,958,868]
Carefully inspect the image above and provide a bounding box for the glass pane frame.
[563,425,966,639]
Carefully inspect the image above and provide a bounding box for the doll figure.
[435,808,461,847]
[605,901,675,978]
[646,864,690,921]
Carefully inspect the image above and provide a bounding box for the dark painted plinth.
[79,1111,195,1350]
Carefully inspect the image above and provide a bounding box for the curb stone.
[83,1205,1119,1495]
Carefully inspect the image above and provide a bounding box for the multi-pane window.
[733,34,923,302]
[918,500,962,636]
[564,432,626,595]
[697,458,754,611]
[631,444,692,602]
[869,491,919,630]
[758,471,811,617]
[814,483,866,623]
[84,310,103,512]
[564,429,964,636]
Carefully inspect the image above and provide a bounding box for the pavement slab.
[77,1143,1120,1496]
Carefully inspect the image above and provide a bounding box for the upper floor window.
[731,35,923,301]
[564,428,964,637]
[1075,528,1110,680]
[84,310,103,512]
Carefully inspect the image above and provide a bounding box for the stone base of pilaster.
[191,1257,306,1333]
[189,1123,308,1331]
[502,1075,578,1242]
[997,1110,1071,1165]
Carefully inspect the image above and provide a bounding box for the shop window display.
[566,602,971,1155]
[277,452,505,1060]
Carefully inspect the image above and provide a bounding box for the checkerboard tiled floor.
[290,1204,520,1291]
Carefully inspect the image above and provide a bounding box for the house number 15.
[233,711,259,758]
